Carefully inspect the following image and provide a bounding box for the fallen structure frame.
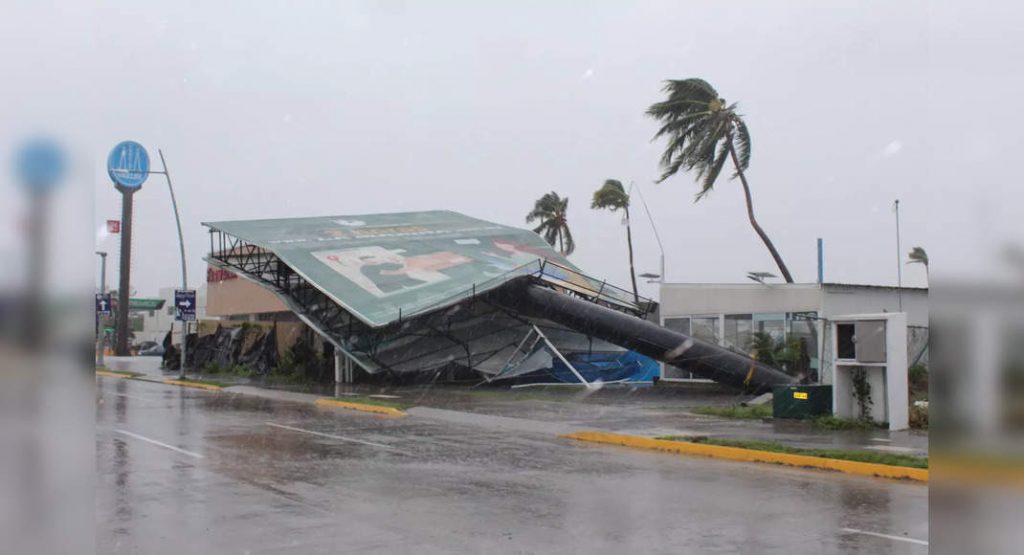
[204,211,795,392]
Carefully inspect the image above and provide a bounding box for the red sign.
[207,267,238,282]
[107,220,120,233]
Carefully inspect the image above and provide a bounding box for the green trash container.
[773,384,832,419]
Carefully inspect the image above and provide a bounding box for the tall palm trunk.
[624,205,639,303]
[727,140,794,283]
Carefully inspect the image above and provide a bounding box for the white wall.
[659,283,822,317]
[821,285,928,326]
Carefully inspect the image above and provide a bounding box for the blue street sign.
[95,293,112,316]
[174,289,196,321]
[107,140,150,189]
[15,138,66,193]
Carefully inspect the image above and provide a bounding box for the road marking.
[841,528,927,546]
[264,422,410,454]
[869,438,892,442]
[114,429,204,459]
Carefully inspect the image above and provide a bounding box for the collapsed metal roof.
[203,210,795,391]
[204,210,638,328]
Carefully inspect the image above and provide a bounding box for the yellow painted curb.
[315,398,407,417]
[96,370,133,379]
[162,379,222,391]
[562,431,928,483]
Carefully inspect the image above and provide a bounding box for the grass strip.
[656,436,927,469]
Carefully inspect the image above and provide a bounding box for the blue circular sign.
[15,138,66,193]
[107,140,150,189]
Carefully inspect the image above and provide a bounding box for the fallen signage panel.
[205,210,632,327]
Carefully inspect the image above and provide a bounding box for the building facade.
[657,282,928,385]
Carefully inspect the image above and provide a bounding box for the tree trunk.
[727,141,795,283]
[624,205,640,304]
[558,230,564,255]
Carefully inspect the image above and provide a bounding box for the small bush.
[814,415,882,431]
[909,404,928,429]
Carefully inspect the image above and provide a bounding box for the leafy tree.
[526,191,575,255]
[592,179,638,303]
[907,246,928,276]
[647,78,794,282]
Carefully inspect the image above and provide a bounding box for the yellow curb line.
[562,431,928,483]
[96,370,133,379]
[162,379,222,391]
[315,398,407,417]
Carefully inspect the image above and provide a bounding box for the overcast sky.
[4,1,1022,298]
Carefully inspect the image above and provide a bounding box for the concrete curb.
[161,379,223,391]
[315,398,408,417]
[562,431,929,483]
[95,370,136,379]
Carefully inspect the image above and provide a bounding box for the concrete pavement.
[97,372,927,553]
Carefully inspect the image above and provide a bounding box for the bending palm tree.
[907,246,928,277]
[526,191,575,256]
[646,78,794,283]
[592,179,638,303]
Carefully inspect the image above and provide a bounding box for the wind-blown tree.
[526,191,575,256]
[592,179,639,303]
[646,78,794,283]
[907,246,928,276]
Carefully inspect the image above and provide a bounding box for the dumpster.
[773,384,833,419]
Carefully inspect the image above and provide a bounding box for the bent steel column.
[493,284,796,392]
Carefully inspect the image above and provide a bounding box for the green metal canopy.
[204,210,628,328]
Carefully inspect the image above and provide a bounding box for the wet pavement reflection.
[96,376,927,554]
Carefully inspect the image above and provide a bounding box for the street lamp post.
[150,150,189,379]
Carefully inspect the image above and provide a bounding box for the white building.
[657,282,928,385]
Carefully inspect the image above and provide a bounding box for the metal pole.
[532,325,592,389]
[158,150,190,378]
[817,238,824,284]
[632,182,666,282]
[114,188,135,356]
[96,251,107,366]
[894,199,903,311]
[23,192,48,349]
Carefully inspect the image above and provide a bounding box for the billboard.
[204,211,622,327]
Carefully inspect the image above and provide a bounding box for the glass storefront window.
[723,314,752,354]
[663,317,690,335]
[690,316,719,345]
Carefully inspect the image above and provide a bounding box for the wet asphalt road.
[96,377,927,554]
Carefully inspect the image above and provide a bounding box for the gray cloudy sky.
[4,1,1022,298]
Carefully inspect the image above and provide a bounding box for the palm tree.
[592,179,639,303]
[526,191,575,256]
[907,246,928,276]
[646,78,794,283]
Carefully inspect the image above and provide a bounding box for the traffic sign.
[107,219,121,233]
[15,138,66,193]
[174,289,196,321]
[95,293,112,316]
[107,141,150,189]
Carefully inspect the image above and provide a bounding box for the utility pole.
[894,199,903,312]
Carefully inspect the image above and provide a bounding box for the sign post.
[174,289,196,378]
[95,251,108,365]
[107,141,149,356]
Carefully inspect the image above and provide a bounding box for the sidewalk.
[100,356,928,457]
